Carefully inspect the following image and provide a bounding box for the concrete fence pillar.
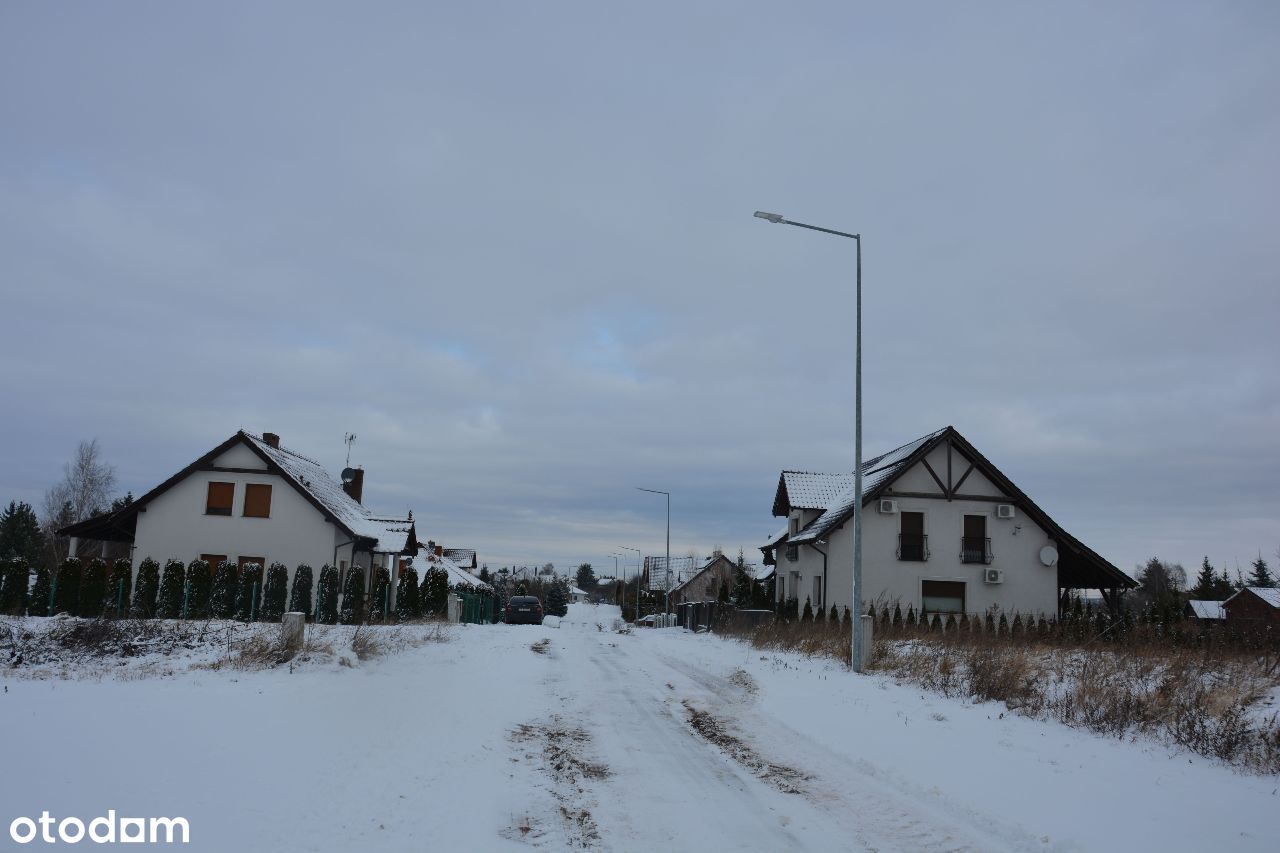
[281,612,305,651]
[859,614,874,670]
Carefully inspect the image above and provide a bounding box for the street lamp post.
[636,488,671,621]
[618,546,640,617]
[753,210,865,672]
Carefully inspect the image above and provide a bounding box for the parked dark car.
[504,596,544,625]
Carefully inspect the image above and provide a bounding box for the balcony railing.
[960,537,993,565]
[897,533,929,561]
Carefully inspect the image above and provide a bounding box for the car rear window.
[510,596,539,605]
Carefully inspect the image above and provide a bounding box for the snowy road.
[5,605,1277,852]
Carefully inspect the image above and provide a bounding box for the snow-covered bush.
[316,565,339,624]
[185,559,211,618]
[209,560,238,619]
[129,558,160,618]
[260,563,289,622]
[28,565,51,616]
[53,558,82,616]
[234,563,262,621]
[395,567,421,621]
[105,558,132,617]
[420,567,449,616]
[155,559,186,619]
[368,567,391,623]
[339,565,365,625]
[545,579,568,618]
[288,564,314,618]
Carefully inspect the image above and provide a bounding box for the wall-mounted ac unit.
[984,569,1004,584]
[878,499,899,514]
[996,504,1016,519]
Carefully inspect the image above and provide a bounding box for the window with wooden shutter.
[200,554,226,574]
[243,483,272,518]
[922,580,965,614]
[205,482,234,516]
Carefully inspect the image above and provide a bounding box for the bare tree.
[42,439,117,563]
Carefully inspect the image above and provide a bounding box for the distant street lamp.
[754,210,865,672]
[618,546,640,616]
[635,488,671,619]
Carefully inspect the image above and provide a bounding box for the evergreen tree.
[545,578,569,617]
[185,559,211,618]
[52,558,82,615]
[730,558,753,606]
[1247,554,1275,588]
[1216,568,1236,599]
[316,565,339,624]
[395,567,421,621]
[421,566,450,616]
[339,565,365,624]
[368,567,391,623]
[155,559,186,619]
[79,558,107,617]
[0,559,27,615]
[129,558,160,618]
[0,501,45,567]
[288,564,314,618]
[105,559,131,617]
[801,596,814,622]
[842,605,850,624]
[717,581,730,604]
[478,566,491,584]
[829,603,839,623]
[29,565,51,616]
[260,563,289,622]
[209,560,238,619]
[235,563,262,621]
[892,603,902,627]
[1190,557,1219,599]
[575,563,598,591]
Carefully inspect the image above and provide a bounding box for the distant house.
[1222,587,1280,627]
[58,430,417,614]
[569,585,589,604]
[669,555,738,606]
[412,544,492,594]
[762,426,1135,619]
[442,548,477,570]
[1184,600,1226,621]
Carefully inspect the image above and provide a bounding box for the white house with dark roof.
[762,426,1135,619]
[60,431,417,614]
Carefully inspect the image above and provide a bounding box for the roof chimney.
[263,432,280,449]
[342,467,364,504]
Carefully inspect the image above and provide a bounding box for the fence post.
[859,614,874,670]
[251,581,259,622]
[181,579,190,620]
[116,579,125,618]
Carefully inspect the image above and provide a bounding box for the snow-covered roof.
[775,472,855,513]
[414,549,492,592]
[442,548,476,568]
[570,585,588,596]
[245,433,414,553]
[791,429,946,544]
[1186,600,1226,620]
[1225,586,1280,609]
[764,524,788,548]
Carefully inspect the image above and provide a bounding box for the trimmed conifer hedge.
[234,563,262,621]
[185,559,211,618]
[130,558,160,618]
[260,563,288,622]
[29,565,51,616]
[368,567,391,623]
[316,565,339,624]
[340,566,365,625]
[156,559,186,619]
[53,558,82,616]
[288,564,314,619]
[421,566,449,616]
[105,559,132,617]
[78,559,107,618]
[395,567,421,621]
[209,560,238,619]
[0,559,26,616]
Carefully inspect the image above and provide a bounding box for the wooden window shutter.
[206,482,234,515]
[244,484,272,518]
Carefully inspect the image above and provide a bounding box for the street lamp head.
[754,211,784,223]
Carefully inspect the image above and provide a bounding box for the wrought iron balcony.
[960,536,993,565]
[897,533,929,561]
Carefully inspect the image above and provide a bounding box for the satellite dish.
[1039,545,1059,567]
[341,467,357,485]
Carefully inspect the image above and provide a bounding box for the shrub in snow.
[1012,613,1024,635]
[77,558,109,618]
[945,614,957,632]
[53,558,82,616]
[260,563,289,622]
[545,579,569,617]
[997,613,1009,635]
[892,603,902,627]
[395,567,421,621]
[985,612,996,633]
[288,564,314,618]
[155,559,186,619]
[959,613,971,632]
[801,597,814,622]
[105,559,132,617]
[185,560,211,618]
[234,563,262,621]
[832,604,842,624]
[421,567,449,616]
[316,566,339,624]
[368,567,391,623]
[209,561,238,619]
[905,605,916,628]
[29,565,51,616]
[0,559,26,615]
[129,558,160,618]
[339,565,365,625]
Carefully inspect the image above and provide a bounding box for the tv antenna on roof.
[344,433,357,466]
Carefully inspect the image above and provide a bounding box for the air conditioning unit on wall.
[984,569,1004,584]
[996,504,1016,519]
[878,499,899,514]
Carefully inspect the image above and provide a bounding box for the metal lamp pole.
[618,546,640,615]
[754,210,864,672]
[636,488,671,621]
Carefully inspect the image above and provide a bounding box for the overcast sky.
[2,2,1277,579]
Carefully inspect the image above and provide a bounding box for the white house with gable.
[762,426,1135,619]
[60,430,417,613]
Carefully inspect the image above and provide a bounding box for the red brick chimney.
[342,467,364,504]
[263,432,280,449]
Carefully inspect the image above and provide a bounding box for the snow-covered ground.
[4,604,1276,851]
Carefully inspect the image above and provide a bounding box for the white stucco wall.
[775,450,1060,617]
[131,445,343,612]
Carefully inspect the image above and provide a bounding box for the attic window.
[243,484,272,518]
[206,482,234,516]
